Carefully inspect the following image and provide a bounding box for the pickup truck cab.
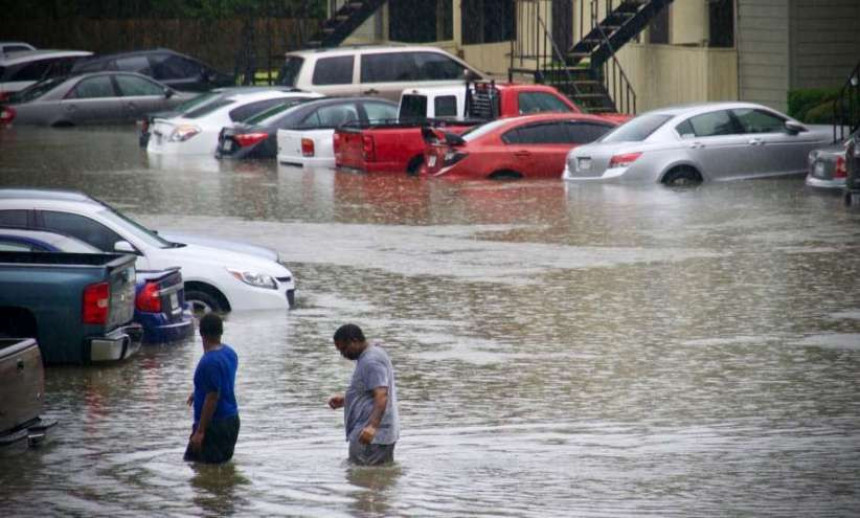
[0,251,142,364]
[334,81,626,175]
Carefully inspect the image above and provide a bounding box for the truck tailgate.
[334,127,367,170]
[107,256,136,330]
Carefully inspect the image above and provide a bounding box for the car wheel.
[185,290,225,316]
[488,170,522,180]
[406,156,424,176]
[662,166,702,186]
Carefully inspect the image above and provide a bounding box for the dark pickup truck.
[0,252,142,364]
[334,81,630,175]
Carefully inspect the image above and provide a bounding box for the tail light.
[0,92,10,103]
[835,156,847,178]
[136,281,162,313]
[83,282,110,325]
[234,132,269,148]
[0,106,16,125]
[609,152,642,169]
[362,134,375,161]
[333,132,341,154]
[301,138,315,157]
[169,125,201,142]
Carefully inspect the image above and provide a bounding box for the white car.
[147,89,322,156]
[0,189,296,313]
[0,49,92,101]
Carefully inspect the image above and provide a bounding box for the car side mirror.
[114,240,138,254]
[785,120,805,135]
[164,88,175,99]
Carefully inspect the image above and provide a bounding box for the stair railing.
[833,60,860,142]
[589,0,636,114]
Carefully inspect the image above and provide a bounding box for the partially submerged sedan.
[421,112,616,180]
[805,130,856,190]
[564,102,835,185]
[0,71,188,127]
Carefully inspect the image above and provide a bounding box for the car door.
[114,73,171,121]
[501,122,571,177]
[731,107,819,176]
[61,75,122,124]
[359,51,437,102]
[308,55,359,97]
[674,109,753,180]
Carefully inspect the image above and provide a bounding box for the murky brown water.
[2,125,860,516]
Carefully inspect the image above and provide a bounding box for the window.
[434,95,458,117]
[312,56,354,86]
[602,114,672,143]
[69,76,116,99]
[278,56,304,87]
[648,4,670,44]
[185,98,234,119]
[363,101,398,122]
[389,0,453,42]
[0,210,28,227]
[361,53,416,83]
[708,0,734,48]
[566,122,614,143]
[413,52,465,81]
[115,75,164,96]
[684,110,742,137]
[518,92,573,114]
[732,108,786,134]
[244,99,308,126]
[114,55,152,75]
[0,240,36,252]
[41,211,123,251]
[462,118,510,142]
[503,122,570,144]
[301,104,359,129]
[462,0,515,44]
[399,95,428,120]
[9,59,51,82]
[229,98,293,122]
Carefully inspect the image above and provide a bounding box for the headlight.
[169,125,201,142]
[227,269,278,289]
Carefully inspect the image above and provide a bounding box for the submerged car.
[0,228,194,343]
[0,71,188,127]
[147,89,322,156]
[805,132,855,190]
[421,112,616,180]
[0,49,91,102]
[0,189,297,314]
[218,96,396,161]
[564,102,835,185]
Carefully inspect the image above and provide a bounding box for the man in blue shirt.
[184,313,240,464]
[328,323,400,465]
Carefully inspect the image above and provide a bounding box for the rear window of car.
[601,113,672,143]
[8,76,65,103]
[278,56,304,87]
[399,95,428,120]
[184,98,234,118]
[243,98,310,125]
[312,56,354,86]
[114,55,152,75]
[462,118,511,142]
[229,98,293,122]
[435,95,458,117]
[518,92,574,114]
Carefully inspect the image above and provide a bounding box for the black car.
[71,48,234,93]
[216,97,397,160]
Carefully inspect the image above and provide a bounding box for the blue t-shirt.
[344,344,400,445]
[193,344,239,425]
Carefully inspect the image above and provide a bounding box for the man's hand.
[358,425,377,445]
[189,429,205,452]
[328,395,344,410]
[186,393,193,406]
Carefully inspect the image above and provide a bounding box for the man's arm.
[190,391,219,451]
[358,387,388,445]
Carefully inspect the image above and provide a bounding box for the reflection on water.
[1,126,860,516]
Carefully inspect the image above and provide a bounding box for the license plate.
[170,292,178,310]
[428,155,437,168]
[578,158,591,171]
[221,140,234,153]
[814,162,826,178]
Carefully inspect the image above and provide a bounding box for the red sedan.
[420,113,617,180]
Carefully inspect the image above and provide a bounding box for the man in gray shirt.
[328,323,400,465]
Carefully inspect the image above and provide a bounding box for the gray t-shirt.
[344,344,400,445]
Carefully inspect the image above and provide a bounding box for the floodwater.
[1,125,860,517]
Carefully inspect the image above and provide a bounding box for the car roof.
[644,101,781,118]
[286,44,453,58]
[0,188,98,203]
[499,112,617,126]
[76,47,188,63]
[0,49,92,65]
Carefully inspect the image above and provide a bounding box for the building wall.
[789,0,860,90]
[737,0,790,111]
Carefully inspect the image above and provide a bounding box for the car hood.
[159,231,280,262]
[156,240,292,279]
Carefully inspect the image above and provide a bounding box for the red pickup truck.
[334,82,628,175]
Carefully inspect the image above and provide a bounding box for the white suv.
[0,189,296,313]
[277,45,486,102]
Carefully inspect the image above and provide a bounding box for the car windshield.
[461,118,511,142]
[600,113,673,143]
[95,203,172,249]
[278,56,303,87]
[8,76,65,103]
[243,98,308,125]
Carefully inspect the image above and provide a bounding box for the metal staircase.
[510,0,673,115]
[304,0,387,49]
[833,60,860,142]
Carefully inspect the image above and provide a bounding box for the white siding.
[737,0,790,111]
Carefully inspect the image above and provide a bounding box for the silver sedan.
[0,71,189,127]
[563,102,835,184]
